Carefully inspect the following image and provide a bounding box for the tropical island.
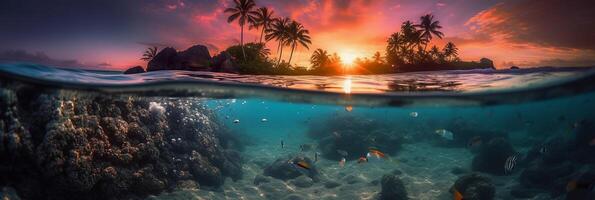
[124,0,494,75]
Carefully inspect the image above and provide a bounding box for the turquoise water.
[1,64,594,200]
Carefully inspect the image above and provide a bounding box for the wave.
[1,63,595,107]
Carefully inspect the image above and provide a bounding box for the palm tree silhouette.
[266,17,290,65]
[310,49,330,69]
[285,21,311,65]
[415,14,444,50]
[141,46,159,61]
[225,0,257,61]
[251,7,275,45]
[372,52,382,64]
[443,42,458,62]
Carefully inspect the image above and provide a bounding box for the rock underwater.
[0,84,242,199]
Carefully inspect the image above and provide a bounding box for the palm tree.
[225,0,257,61]
[251,7,275,44]
[285,20,311,65]
[429,45,443,63]
[310,49,330,69]
[443,42,459,62]
[415,14,444,50]
[372,52,382,63]
[266,17,290,65]
[141,46,159,61]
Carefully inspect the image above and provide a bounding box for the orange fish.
[567,180,594,192]
[368,149,387,159]
[339,158,346,167]
[357,156,368,164]
[294,160,311,170]
[453,189,464,200]
[345,106,353,112]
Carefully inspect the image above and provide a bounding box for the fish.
[435,129,454,140]
[261,118,268,122]
[300,145,304,152]
[467,136,482,148]
[409,112,419,118]
[314,152,319,162]
[337,150,348,157]
[291,160,312,175]
[504,153,519,175]
[453,189,464,200]
[332,131,341,139]
[233,119,240,123]
[539,145,548,154]
[345,106,353,112]
[357,156,368,164]
[367,148,387,159]
[339,158,346,167]
[566,180,594,192]
[281,140,284,149]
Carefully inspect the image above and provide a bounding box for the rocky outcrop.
[471,138,516,175]
[211,51,236,73]
[379,174,408,200]
[147,45,211,72]
[450,173,495,200]
[263,155,319,181]
[0,84,242,199]
[307,115,403,161]
[123,66,145,74]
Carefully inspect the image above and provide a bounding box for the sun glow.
[339,51,358,66]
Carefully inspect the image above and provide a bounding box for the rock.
[308,115,403,161]
[175,180,199,191]
[342,174,364,184]
[147,47,178,71]
[324,180,341,188]
[391,169,403,175]
[471,138,516,175]
[289,175,314,188]
[379,174,408,200]
[510,185,542,198]
[451,167,469,175]
[479,58,495,69]
[451,173,495,200]
[0,187,21,200]
[253,174,271,185]
[211,51,236,73]
[519,161,575,191]
[263,155,319,181]
[283,194,305,200]
[0,86,243,199]
[176,45,211,70]
[123,66,145,74]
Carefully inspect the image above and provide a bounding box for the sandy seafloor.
[149,139,554,200]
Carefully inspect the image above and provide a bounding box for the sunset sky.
[1,0,594,70]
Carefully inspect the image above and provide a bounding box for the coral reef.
[307,115,403,161]
[0,84,242,199]
[471,138,516,175]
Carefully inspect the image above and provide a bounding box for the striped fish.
[504,154,519,174]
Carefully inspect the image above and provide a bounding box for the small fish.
[281,140,284,149]
[337,150,348,157]
[357,156,368,164]
[504,154,519,175]
[294,160,310,170]
[467,136,482,148]
[339,158,346,167]
[435,129,454,140]
[566,180,594,192]
[261,118,268,122]
[539,145,548,154]
[332,131,341,139]
[409,112,419,118]
[345,106,353,112]
[300,145,304,152]
[233,119,240,123]
[314,152,319,162]
[453,189,464,200]
[367,148,387,159]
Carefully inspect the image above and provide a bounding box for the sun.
[339,51,358,66]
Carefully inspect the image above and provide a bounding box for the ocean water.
[1,64,595,200]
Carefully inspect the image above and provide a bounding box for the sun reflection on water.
[343,76,352,94]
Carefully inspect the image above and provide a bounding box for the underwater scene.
[1,64,595,200]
